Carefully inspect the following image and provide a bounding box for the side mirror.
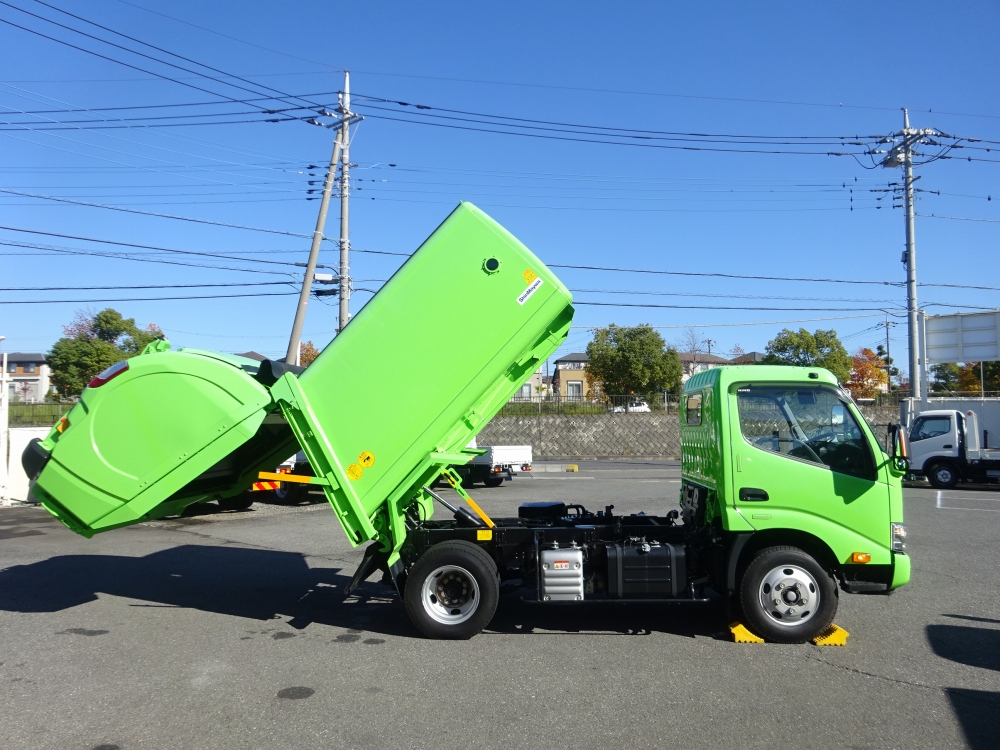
[888,423,910,472]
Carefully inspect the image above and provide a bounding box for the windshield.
[737,385,877,480]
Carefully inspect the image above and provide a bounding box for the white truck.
[451,439,533,487]
[906,403,1000,488]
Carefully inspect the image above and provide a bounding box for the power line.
[0,188,314,237]
[0,291,300,304]
[0,223,317,266]
[1,281,290,291]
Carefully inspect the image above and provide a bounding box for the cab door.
[729,384,892,563]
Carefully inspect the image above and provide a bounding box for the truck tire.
[404,540,500,639]
[217,492,254,511]
[273,481,307,504]
[926,461,959,489]
[484,476,504,487]
[738,545,838,644]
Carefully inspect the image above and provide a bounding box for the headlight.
[891,523,907,551]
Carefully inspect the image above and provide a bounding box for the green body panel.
[279,203,573,560]
[32,349,272,534]
[32,203,573,557]
[682,365,908,579]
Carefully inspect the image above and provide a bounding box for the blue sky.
[2,0,999,368]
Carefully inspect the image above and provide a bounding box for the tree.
[846,348,888,399]
[728,343,747,361]
[957,361,1000,394]
[46,308,162,397]
[677,328,705,357]
[930,363,960,394]
[299,340,320,366]
[875,344,900,387]
[762,328,851,382]
[585,324,682,400]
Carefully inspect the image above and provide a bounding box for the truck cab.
[907,408,1000,488]
[682,365,909,640]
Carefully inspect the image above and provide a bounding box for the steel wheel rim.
[420,565,480,625]
[935,466,954,484]
[758,564,820,627]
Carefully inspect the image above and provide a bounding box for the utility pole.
[1,348,9,506]
[338,72,353,333]
[880,109,935,400]
[884,314,892,386]
[285,70,359,363]
[703,338,715,356]
[285,133,341,364]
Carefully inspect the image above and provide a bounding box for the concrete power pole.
[285,133,342,365]
[881,108,933,400]
[338,72,353,333]
[901,110,921,400]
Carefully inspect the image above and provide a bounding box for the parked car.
[611,400,651,413]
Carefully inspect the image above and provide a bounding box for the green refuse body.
[26,203,574,564]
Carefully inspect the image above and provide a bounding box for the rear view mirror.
[888,423,910,471]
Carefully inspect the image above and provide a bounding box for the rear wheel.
[484,476,504,487]
[927,461,959,489]
[273,481,307,504]
[404,541,499,639]
[739,545,837,644]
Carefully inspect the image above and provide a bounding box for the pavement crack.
[803,654,1000,707]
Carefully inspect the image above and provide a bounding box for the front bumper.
[890,551,911,590]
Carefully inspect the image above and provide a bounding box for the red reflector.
[493,466,502,473]
[522,464,531,471]
[88,360,129,388]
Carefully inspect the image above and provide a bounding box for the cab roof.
[682,364,840,393]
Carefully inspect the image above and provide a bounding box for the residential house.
[730,351,767,364]
[4,353,53,402]
[552,352,590,400]
[511,367,545,400]
[678,351,732,384]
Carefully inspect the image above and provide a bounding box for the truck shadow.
[0,545,412,637]
[927,622,1000,750]
[0,545,722,640]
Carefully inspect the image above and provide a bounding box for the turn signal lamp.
[55,417,69,434]
[851,552,872,564]
[88,360,129,388]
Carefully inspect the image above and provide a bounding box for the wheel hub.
[759,565,820,627]
[420,564,480,625]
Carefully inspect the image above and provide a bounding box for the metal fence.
[498,394,677,417]
[7,402,72,427]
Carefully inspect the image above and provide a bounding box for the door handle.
[943,445,953,449]
[739,487,769,502]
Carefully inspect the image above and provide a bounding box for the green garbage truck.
[21,202,910,642]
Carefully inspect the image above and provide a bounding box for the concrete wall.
[478,407,900,460]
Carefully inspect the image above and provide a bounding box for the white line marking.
[937,506,1000,512]
[937,490,942,509]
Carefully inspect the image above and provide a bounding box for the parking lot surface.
[1,460,997,750]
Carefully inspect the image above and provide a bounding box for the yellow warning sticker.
[477,529,493,541]
[522,268,537,285]
[358,451,375,468]
[346,463,364,480]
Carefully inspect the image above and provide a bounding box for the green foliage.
[46,308,163,397]
[762,328,851,382]
[585,324,682,396]
[930,362,960,393]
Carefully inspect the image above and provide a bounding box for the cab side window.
[909,416,951,442]
[685,392,702,425]
[737,386,875,480]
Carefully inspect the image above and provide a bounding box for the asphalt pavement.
[1,460,997,750]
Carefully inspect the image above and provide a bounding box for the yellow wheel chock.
[728,622,850,646]
[811,624,850,647]
[729,622,765,644]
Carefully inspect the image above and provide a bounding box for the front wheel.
[404,541,499,639]
[927,461,959,489]
[739,546,837,644]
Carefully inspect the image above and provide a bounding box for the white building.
[6,353,52,402]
